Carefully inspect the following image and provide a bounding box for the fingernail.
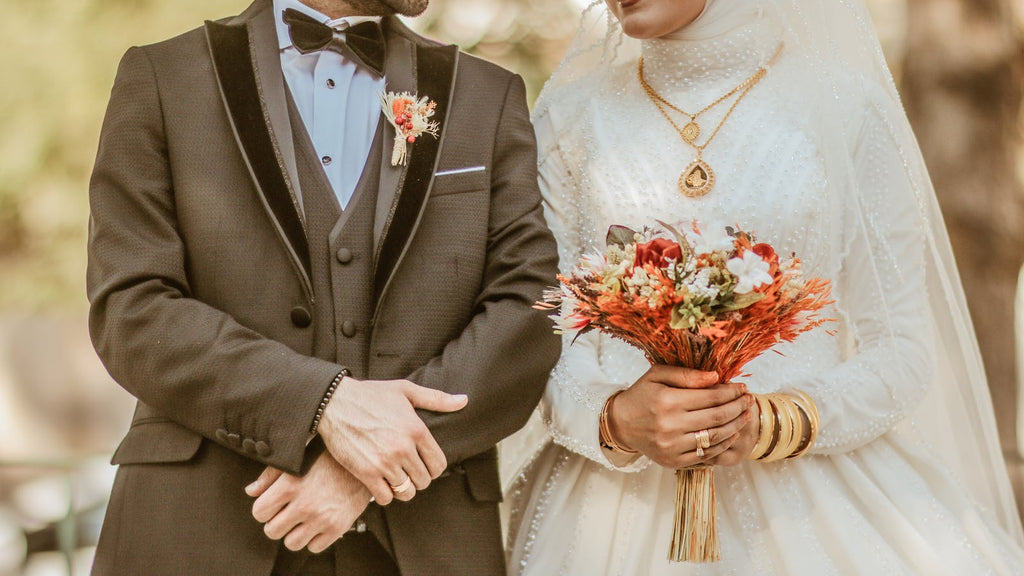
[245,482,257,495]
[454,394,468,402]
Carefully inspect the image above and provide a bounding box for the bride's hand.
[607,365,753,469]
[704,398,759,467]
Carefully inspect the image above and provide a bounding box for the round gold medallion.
[679,159,715,198]
[681,121,700,143]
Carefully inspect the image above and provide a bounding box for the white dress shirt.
[273,0,385,209]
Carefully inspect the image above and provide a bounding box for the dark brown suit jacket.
[86,1,560,574]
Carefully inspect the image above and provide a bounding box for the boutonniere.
[379,91,440,166]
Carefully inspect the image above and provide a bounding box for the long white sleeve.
[534,116,650,472]
[796,91,935,454]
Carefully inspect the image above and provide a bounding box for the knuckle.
[706,429,721,444]
[652,393,673,414]
[365,456,384,474]
[713,389,733,404]
[710,411,729,427]
[653,436,671,453]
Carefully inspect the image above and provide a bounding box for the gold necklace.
[638,43,784,197]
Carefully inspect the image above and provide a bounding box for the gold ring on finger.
[389,476,413,494]
[695,446,705,459]
[695,429,711,450]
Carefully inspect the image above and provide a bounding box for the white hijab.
[532,0,1024,542]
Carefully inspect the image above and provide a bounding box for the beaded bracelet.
[310,368,351,435]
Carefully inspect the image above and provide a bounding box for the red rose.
[634,238,683,269]
[751,243,779,276]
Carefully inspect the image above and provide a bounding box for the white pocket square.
[435,166,486,177]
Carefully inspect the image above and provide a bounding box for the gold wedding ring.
[695,446,705,459]
[695,429,711,450]
[389,476,413,495]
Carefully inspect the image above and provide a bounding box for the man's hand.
[317,376,467,505]
[607,365,753,469]
[246,454,370,554]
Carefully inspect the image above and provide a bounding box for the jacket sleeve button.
[341,320,357,338]
[291,306,313,328]
[256,441,272,457]
[242,438,257,454]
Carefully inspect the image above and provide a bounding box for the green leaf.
[670,305,691,330]
[655,220,693,261]
[720,292,765,311]
[606,225,637,248]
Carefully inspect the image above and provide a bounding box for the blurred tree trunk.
[902,0,1024,515]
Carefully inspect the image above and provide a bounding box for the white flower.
[691,226,736,256]
[727,251,773,294]
[685,267,721,300]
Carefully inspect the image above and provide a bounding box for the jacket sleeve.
[87,46,341,476]
[407,74,562,465]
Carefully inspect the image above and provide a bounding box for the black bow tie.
[282,8,386,77]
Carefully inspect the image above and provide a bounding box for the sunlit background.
[0,0,1021,573]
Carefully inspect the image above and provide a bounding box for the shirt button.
[322,156,332,166]
[326,78,336,88]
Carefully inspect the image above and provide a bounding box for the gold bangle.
[599,389,637,455]
[748,395,776,460]
[787,390,820,459]
[761,395,798,462]
[778,394,806,458]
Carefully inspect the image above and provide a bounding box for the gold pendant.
[682,121,700,143]
[679,159,715,197]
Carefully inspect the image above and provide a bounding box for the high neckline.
[639,4,782,94]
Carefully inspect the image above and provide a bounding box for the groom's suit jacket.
[86,1,560,574]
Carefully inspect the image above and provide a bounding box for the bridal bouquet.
[535,221,833,562]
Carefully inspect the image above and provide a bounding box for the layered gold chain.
[638,43,784,197]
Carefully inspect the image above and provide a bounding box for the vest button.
[291,306,312,328]
[336,247,353,264]
[341,320,357,338]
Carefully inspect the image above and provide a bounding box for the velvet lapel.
[205,0,312,293]
[373,19,460,307]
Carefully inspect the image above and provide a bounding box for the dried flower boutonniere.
[379,91,440,166]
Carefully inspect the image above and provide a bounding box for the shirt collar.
[273,0,383,51]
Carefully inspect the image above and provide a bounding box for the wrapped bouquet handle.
[536,221,833,563]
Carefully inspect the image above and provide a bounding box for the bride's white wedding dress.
[505,2,1024,574]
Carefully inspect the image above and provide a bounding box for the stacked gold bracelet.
[748,390,820,461]
[599,389,638,455]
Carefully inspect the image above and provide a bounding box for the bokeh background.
[0,0,1021,573]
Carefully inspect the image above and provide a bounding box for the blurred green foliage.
[0,0,580,313]
[0,0,248,312]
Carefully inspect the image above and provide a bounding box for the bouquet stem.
[669,466,720,563]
